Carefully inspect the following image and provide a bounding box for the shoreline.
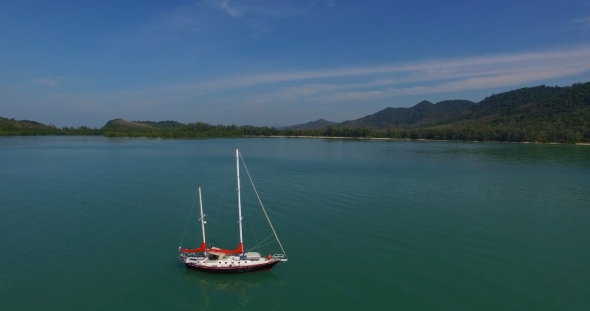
[2,134,589,145]
[263,135,590,145]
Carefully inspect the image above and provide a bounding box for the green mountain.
[282,82,589,142]
[281,118,336,130]
[102,119,186,130]
[102,118,156,130]
[134,120,186,129]
[0,117,55,132]
[338,99,476,129]
[0,117,99,136]
[327,83,589,132]
[449,83,590,128]
[3,82,589,143]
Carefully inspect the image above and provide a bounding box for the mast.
[236,149,243,249]
[198,187,206,254]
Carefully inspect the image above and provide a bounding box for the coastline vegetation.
[2,117,587,144]
[2,82,589,143]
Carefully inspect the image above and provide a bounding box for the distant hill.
[102,118,153,130]
[134,120,185,129]
[442,83,590,139]
[4,82,589,143]
[102,119,187,130]
[279,82,589,142]
[0,117,55,132]
[446,84,590,127]
[282,118,336,130]
[338,100,476,129]
[286,83,589,135]
[0,117,99,136]
[461,85,565,121]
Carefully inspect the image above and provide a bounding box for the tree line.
[2,118,588,143]
[93,123,590,143]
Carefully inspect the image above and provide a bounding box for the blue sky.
[1,0,590,127]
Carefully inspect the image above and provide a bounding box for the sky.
[1,0,590,128]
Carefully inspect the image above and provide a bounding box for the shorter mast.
[198,187,206,255]
[178,187,207,254]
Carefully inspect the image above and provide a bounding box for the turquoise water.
[1,136,589,310]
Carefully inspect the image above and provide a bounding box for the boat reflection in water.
[180,269,284,309]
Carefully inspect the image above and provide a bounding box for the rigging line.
[246,233,275,251]
[243,187,260,252]
[179,186,200,248]
[239,153,288,258]
[246,239,277,251]
[208,163,233,246]
[233,206,238,246]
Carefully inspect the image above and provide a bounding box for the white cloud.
[33,78,58,87]
[36,45,590,125]
[166,46,590,102]
[204,47,588,90]
[205,0,318,18]
[31,76,77,88]
[140,1,321,42]
[209,0,244,17]
[573,16,590,28]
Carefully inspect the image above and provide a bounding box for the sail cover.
[179,242,207,253]
[209,243,243,255]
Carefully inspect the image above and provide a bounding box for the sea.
[1,136,589,310]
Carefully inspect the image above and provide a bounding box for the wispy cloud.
[208,0,244,17]
[33,78,59,87]
[44,46,590,125]
[139,1,324,43]
[32,76,77,88]
[205,0,319,18]
[178,46,590,97]
[573,16,590,28]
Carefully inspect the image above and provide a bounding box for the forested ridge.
[0,117,102,136]
[2,82,589,143]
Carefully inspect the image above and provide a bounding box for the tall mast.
[236,149,243,248]
[198,187,206,253]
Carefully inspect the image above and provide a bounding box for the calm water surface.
[1,136,589,310]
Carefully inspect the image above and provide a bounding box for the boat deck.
[183,255,281,273]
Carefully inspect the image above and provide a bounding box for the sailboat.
[178,149,288,274]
